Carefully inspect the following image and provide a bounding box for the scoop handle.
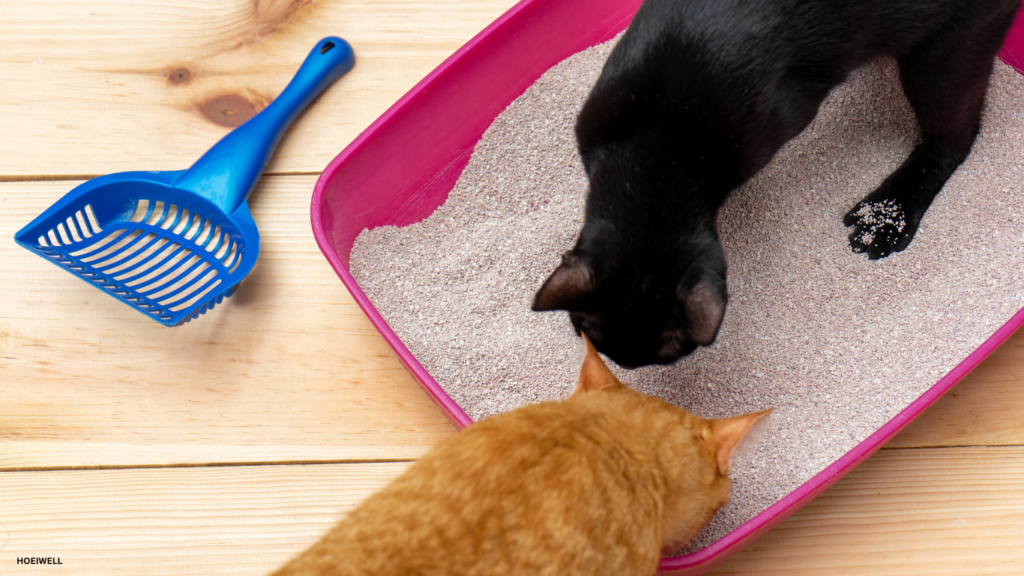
[174,37,355,212]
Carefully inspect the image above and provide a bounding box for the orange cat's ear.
[706,408,773,475]
[572,333,624,396]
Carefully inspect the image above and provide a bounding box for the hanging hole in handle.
[320,41,336,54]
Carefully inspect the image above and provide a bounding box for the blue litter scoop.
[15,37,354,326]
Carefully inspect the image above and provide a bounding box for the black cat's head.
[531,240,727,368]
[537,30,736,368]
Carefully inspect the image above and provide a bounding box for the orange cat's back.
[272,397,663,576]
[270,337,769,576]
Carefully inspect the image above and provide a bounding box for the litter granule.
[350,37,1024,553]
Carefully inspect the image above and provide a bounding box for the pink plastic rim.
[311,2,1024,573]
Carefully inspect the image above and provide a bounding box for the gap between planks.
[0,172,325,183]
[0,458,416,474]
[3,442,1023,475]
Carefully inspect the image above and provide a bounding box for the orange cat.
[270,336,770,576]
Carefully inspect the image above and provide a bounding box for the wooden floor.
[2,1,1023,574]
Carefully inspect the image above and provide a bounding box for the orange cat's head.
[572,334,772,553]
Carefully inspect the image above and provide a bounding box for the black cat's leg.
[844,6,1019,259]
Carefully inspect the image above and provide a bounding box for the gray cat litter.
[350,37,1024,552]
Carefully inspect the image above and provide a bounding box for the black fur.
[533,0,1020,368]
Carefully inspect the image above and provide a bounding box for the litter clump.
[853,199,907,245]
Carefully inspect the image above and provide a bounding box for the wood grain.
[0,0,519,178]
[0,462,413,575]
[0,178,457,470]
[2,0,1024,573]
[0,449,1021,576]
[712,447,1024,575]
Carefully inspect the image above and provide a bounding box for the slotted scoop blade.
[16,37,354,326]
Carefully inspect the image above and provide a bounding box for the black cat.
[533,0,1020,368]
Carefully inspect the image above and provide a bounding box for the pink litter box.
[311,1,1024,573]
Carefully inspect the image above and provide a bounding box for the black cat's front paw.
[843,198,916,260]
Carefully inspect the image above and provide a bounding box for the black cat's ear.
[679,280,726,346]
[532,252,594,312]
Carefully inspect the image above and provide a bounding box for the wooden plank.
[0,0,519,178]
[712,447,1024,575]
[3,177,1023,469]
[0,178,457,470]
[0,462,413,575]
[0,449,1022,576]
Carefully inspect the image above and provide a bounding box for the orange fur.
[270,335,770,576]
